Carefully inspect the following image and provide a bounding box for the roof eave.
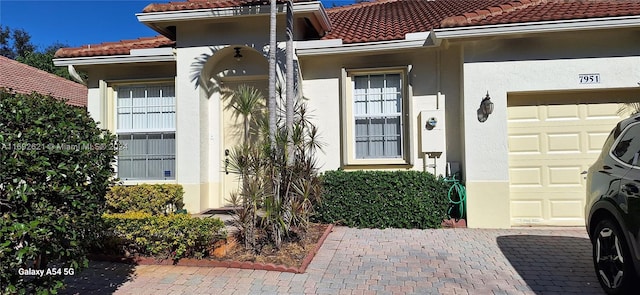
[293,1,331,32]
[53,48,176,66]
[137,1,331,38]
[296,31,437,56]
[434,15,640,39]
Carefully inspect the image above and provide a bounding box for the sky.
[0,0,355,51]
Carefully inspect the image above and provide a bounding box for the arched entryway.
[199,45,269,207]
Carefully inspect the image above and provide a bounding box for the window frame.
[609,121,640,169]
[341,67,412,166]
[115,84,176,134]
[113,82,177,181]
[116,132,176,180]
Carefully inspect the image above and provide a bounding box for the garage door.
[508,90,636,226]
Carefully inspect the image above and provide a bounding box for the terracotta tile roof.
[55,0,640,56]
[323,0,510,43]
[142,0,313,13]
[440,0,640,28]
[0,56,87,106]
[325,0,640,43]
[54,36,175,58]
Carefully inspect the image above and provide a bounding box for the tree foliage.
[0,89,117,294]
[0,26,12,58]
[16,43,81,81]
[0,25,35,60]
[0,25,83,82]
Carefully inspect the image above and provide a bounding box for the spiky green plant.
[221,84,265,145]
[224,84,323,251]
[618,102,640,117]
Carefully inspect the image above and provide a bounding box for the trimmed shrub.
[314,170,449,229]
[101,212,226,260]
[106,184,185,215]
[0,90,117,294]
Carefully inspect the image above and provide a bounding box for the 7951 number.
[579,74,600,84]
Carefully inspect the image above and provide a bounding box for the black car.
[586,113,640,294]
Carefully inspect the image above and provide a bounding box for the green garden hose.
[444,176,467,220]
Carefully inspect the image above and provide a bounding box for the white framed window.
[354,74,403,159]
[342,68,410,166]
[116,85,176,180]
[117,85,175,132]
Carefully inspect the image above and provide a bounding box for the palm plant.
[618,102,640,117]
[222,85,266,250]
[224,84,323,251]
[221,84,264,145]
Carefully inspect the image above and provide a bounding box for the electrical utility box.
[420,110,445,154]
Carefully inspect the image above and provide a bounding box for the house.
[0,55,87,107]
[54,0,640,228]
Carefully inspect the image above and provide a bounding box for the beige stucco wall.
[175,15,467,209]
[82,62,176,129]
[82,58,235,213]
[81,63,222,212]
[172,14,298,212]
[299,45,464,176]
[80,9,469,213]
[461,29,640,228]
[80,18,640,225]
[81,15,297,214]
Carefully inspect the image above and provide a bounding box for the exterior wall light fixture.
[233,47,243,61]
[477,92,494,122]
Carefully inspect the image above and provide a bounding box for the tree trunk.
[285,0,294,165]
[268,0,278,147]
[243,115,249,146]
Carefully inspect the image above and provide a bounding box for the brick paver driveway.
[63,227,603,294]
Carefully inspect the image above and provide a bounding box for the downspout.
[67,65,86,85]
[435,48,442,175]
[436,48,441,110]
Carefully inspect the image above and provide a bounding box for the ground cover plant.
[105,184,185,215]
[96,180,327,269]
[101,211,226,261]
[97,184,226,261]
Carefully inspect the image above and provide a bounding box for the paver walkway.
[62,227,604,294]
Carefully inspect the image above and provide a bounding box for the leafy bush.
[101,212,226,260]
[106,184,185,215]
[314,170,450,229]
[0,89,117,294]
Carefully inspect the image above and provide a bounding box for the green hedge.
[0,90,117,294]
[106,184,185,215]
[314,170,450,229]
[101,212,226,261]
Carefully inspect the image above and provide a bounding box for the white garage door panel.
[508,98,623,226]
[510,167,542,186]
[550,200,584,219]
[511,200,543,219]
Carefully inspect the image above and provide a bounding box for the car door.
[613,123,640,260]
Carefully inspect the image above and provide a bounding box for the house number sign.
[579,73,601,84]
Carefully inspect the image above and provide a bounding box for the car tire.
[593,219,637,294]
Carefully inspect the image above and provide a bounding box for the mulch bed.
[89,223,333,274]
